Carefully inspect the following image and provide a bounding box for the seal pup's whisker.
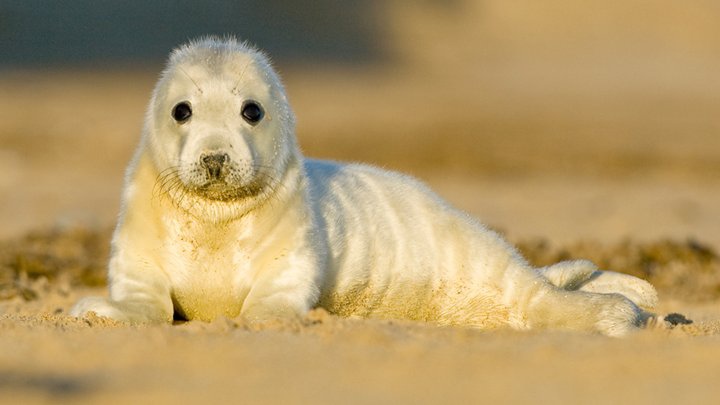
[176,66,204,94]
[153,167,181,198]
[231,60,253,95]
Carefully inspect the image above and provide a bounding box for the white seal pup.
[71,37,658,336]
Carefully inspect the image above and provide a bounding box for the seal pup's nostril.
[202,153,228,166]
[201,153,229,179]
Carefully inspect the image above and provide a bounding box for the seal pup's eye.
[172,101,192,123]
[241,100,264,125]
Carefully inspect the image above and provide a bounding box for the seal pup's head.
[143,37,300,219]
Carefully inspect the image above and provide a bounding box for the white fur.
[71,37,657,336]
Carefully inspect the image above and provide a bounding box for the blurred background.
[1,0,719,247]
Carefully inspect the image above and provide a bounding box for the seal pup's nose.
[201,153,229,179]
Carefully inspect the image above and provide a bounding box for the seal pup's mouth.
[191,177,267,202]
[191,153,268,201]
[154,165,269,205]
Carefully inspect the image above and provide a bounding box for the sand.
[3,1,720,403]
[1,239,719,403]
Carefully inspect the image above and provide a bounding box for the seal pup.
[71,37,658,336]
